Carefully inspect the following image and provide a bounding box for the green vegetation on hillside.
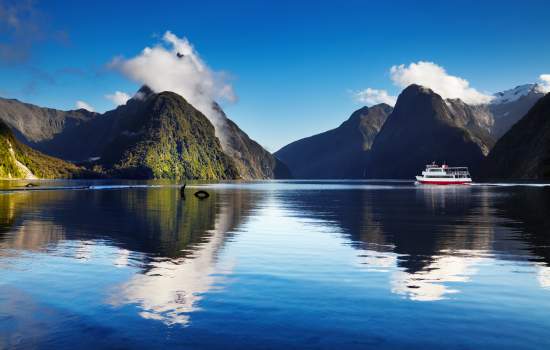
[99,91,239,180]
[0,120,84,179]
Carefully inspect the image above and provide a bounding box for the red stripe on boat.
[419,180,470,185]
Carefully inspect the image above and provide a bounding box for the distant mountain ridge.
[276,82,545,180]
[275,104,392,178]
[0,97,99,161]
[0,86,289,180]
[2,81,546,180]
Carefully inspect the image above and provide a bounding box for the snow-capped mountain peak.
[491,83,545,105]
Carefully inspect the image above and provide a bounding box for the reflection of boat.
[415,163,472,185]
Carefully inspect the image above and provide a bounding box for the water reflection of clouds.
[75,240,95,261]
[357,250,397,272]
[114,248,130,267]
[362,249,550,300]
[390,255,482,301]
[358,249,482,301]
[537,264,550,289]
[111,198,240,326]
[112,229,229,326]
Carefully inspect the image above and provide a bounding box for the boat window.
[425,175,454,178]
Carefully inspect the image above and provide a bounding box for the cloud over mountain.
[75,100,94,112]
[354,61,494,106]
[353,88,396,106]
[539,74,550,92]
[389,61,493,105]
[109,31,236,133]
[105,91,131,106]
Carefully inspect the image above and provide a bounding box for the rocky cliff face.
[275,104,392,178]
[481,93,550,179]
[366,85,492,179]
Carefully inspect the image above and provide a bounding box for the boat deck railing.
[423,165,471,177]
[445,167,469,173]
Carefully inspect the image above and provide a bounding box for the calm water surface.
[1,180,550,349]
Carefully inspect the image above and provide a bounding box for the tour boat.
[415,163,472,185]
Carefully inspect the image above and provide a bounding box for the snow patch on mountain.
[491,83,545,105]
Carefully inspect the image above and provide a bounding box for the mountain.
[213,104,291,179]
[0,97,99,161]
[275,104,393,178]
[429,84,545,142]
[481,92,550,179]
[488,84,546,138]
[0,120,83,179]
[366,84,494,179]
[94,90,239,180]
[0,86,288,180]
[444,98,495,155]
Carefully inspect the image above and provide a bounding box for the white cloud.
[105,91,131,106]
[109,31,236,143]
[75,100,94,112]
[354,88,397,106]
[539,74,550,92]
[389,61,493,105]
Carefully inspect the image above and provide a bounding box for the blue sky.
[1,0,549,151]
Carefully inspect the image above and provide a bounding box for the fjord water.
[1,181,550,349]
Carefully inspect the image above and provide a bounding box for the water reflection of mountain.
[111,190,254,325]
[281,187,487,271]
[494,187,550,266]
[0,188,257,258]
[279,184,550,300]
[0,186,259,325]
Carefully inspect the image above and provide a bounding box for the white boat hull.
[415,176,472,185]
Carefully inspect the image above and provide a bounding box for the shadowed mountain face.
[0,97,99,161]
[482,93,550,179]
[213,104,291,179]
[0,186,258,258]
[275,104,393,179]
[0,120,83,179]
[366,85,493,179]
